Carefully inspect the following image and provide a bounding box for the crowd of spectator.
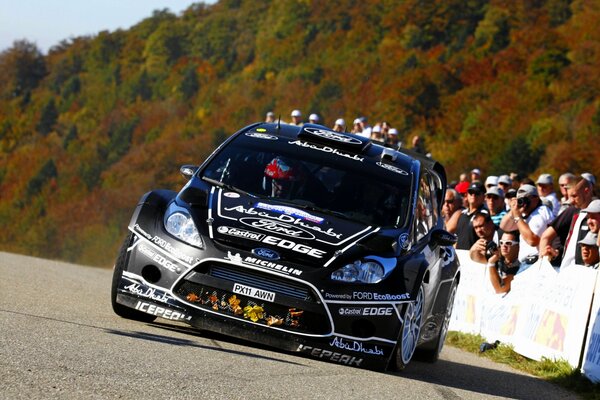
[265,109,598,293]
[265,109,427,155]
[445,168,599,292]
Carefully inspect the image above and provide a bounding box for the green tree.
[180,65,199,100]
[37,99,59,135]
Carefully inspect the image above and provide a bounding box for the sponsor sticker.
[124,282,173,303]
[223,192,240,198]
[223,205,343,239]
[217,226,265,241]
[151,235,195,265]
[303,127,363,145]
[138,244,182,274]
[251,248,280,260]
[297,344,363,366]
[262,235,326,258]
[352,292,410,301]
[338,307,394,316]
[240,217,316,240]
[255,202,324,224]
[245,132,278,140]
[244,256,302,276]
[233,283,276,302]
[134,301,191,321]
[329,337,384,356]
[288,140,364,162]
[376,162,409,175]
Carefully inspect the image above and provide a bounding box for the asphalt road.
[0,251,578,399]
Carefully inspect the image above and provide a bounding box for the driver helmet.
[264,157,303,198]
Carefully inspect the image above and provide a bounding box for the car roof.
[237,122,424,177]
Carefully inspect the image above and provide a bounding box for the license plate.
[232,283,276,302]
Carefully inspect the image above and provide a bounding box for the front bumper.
[114,229,417,370]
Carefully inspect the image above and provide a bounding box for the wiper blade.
[202,177,265,199]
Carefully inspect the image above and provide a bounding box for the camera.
[485,240,498,259]
[516,196,530,208]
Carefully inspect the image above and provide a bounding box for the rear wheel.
[394,285,424,370]
[111,233,157,323]
[419,280,457,362]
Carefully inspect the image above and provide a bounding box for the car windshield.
[201,136,411,228]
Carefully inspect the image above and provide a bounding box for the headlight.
[165,212,203,248]
[331,260,385,284]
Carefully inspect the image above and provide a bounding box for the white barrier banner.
[582,271,600,383]
[451,255,597,368]
[449,250,486,334]
[512,264,596,367]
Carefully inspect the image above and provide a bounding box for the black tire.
[111,233,157,323]
[419,280,458,363]
[393,285,425,370]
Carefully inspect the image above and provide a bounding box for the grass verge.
[446,331,600,400]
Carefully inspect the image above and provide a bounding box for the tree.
[0,40,47,98]
[37,99,59,135]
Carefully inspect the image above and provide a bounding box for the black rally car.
[111,122,459,371]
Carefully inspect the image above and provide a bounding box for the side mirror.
[180,165,198,180]
[431,228,457,246]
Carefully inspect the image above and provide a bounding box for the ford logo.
[252,248,280,260]
[303,127,363,145]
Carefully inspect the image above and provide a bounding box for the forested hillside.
[0,0,598,266]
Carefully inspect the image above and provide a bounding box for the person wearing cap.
[470,168,481,183]
[540,177,595,267]
[351,118,363,135]
[485,176,499,190]
[447,181,488,250]
[265,111,275,123]
[308,113,320,124]
[332,118,345,132]
[386,128,399,147]
[289,109,303,126]
[498,175,512,192]
[485,186,506,227]
[500,184,553,262]
[578,231,599,268]
[442,188,464,227]
[557,172,576,215]
[371,124,384,141]
[536,173,560,216]
[469,211,503,264]
[358,116,372,138]
[498,175,513,211]
[486,230,521,293]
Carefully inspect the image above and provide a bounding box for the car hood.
[209,189,379,266]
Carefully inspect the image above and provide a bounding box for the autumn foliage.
[0,0,598,266]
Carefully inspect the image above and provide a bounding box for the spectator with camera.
[500,184,553,262]
[469,211,503,264]
[487,231,521,294]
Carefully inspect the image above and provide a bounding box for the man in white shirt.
[536,173,560,217]
[500,184,554,262]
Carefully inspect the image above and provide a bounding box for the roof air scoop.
[381,148,398,162]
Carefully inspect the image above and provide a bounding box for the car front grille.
[172,261,329,335]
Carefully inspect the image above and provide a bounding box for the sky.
[0,0,212,54]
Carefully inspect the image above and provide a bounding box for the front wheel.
[393,285,424,370]
[419,280,458,363]
[111,233,157,323]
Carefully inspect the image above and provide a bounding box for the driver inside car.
[263,157,306,199]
